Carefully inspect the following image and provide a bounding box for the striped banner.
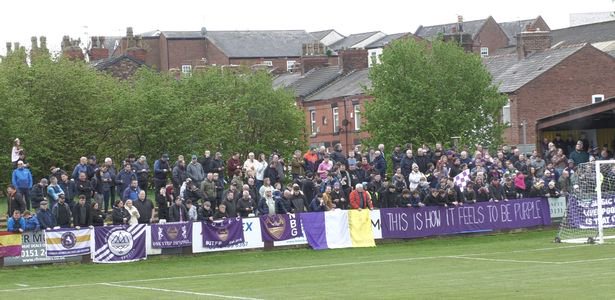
[45,228,92,257]
[93,224,147,263]
[0,232,22,258]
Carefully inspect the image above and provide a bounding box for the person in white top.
[408,163,424,192]
[11,138,22,168]
[243,152,260,178]
[255,153,268,191]
[124,199,140,225]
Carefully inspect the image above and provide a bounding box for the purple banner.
[300,212,328,250]
[566,195,615,229]
[93,224,146,263]
[380,198,551,239]
[151,222,192,248]
[201,218,245,248]
[260,214,303,242]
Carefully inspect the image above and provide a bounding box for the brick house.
[111,27,316,74]
[484,29,615,146]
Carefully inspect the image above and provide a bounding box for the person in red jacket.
[349,183,373,210]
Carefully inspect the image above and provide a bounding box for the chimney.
[457,15,464,32]
[338,48,368,73]
[6,42,12,54]
[443,33,473,52]
[126,35,147,62]
[88,36,109,62]
[300,42,330,74]
[516,29,551,59]
[39,36,47,51]
[31,36,38,50]
[61,35,85,61]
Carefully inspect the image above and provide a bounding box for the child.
[186,200,198,221]
[198,200,214,222]
[514,171,526,198]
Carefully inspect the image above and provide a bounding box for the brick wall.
[476,17,509,55]
[301,95,371,151]
[516,31,551,59]
[167,39,207,70]
[204,40,230,66]
[503,46,615,145]
[338,49,368,73]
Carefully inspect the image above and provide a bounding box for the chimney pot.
[39,36,47,50]
[6,42,12,53]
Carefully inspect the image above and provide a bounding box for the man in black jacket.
[168,197,188,222]
[52,194,72,228]
[30,178,48,210]
[72,195,91,227]
[134,190,154,224]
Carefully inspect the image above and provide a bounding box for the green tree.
[365,38,507,149]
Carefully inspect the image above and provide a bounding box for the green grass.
[1,229,614,299]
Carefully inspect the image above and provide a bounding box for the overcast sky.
[1,0,614,54]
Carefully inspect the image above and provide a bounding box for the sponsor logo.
[107,230,133,256]
[61,232,77,249]
[264,215,286,239]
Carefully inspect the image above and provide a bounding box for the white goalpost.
[556,160,615,244]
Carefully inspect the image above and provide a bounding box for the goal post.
[557,160,615,244]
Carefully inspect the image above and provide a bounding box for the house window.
[333,107,339,133]
[502,99,511,125]
[480,47,489,57]
[310,110,317,135]
[353,104,361,130]
[263,60,273,66]
[181,64,192,75]
[287,60,296,72]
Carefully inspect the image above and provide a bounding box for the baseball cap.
[162,153,170,160]
[40,200,48,206]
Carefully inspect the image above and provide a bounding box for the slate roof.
[310,29,336,41]
[306,69,371,101]
[92,54,145,70]
[551,20,615,46]
[205,30,316,58]
[415,18,487,39]
[272,73,302,90]
[366,33,411,49]
[329,32,381,51]
[483,44,586,93]
[498,19,534,46]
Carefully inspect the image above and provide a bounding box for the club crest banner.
[151,222,192,248]
[45,228,91,257]
[260,214,303,242]
[201,218,244,248]
[93,224,147,263]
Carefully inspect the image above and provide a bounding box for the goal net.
[556,160,615,244]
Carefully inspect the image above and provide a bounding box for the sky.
[1,0,614,54]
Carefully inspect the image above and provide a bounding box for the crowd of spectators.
[5,134,615,232]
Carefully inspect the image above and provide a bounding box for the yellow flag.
[348,210,376,247]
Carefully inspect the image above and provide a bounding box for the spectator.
[185,199,198,221]
[330,183,347,210]
[408,164,424,192]
[371,151,386,179]
[87,156,99,180]
[187,155,206,186]
[58,173,77,209]
[90,202,105,227]
[156,186,171,221]
[243,152,260,178]
[11,138,22,168]
[289,185,307,213]
[381,184,400,208]
[134,155,150,192]
[133,190,154,224]
[172,159,187,197]
[111,199,130,225]
[236,191,255,217]
[264,159,281,185]
[400,150,415,180]
[214,203,229,220]
[317,155,333,181]
[123,199,139,225]
[199,150,213,174]
[391,145,404,171]
[309,193,330,212]
[330,144,348,167]
[529,180,548,198]
[30,178,49,210]
[258,188,276,215]
[7,210,25,233]
[71,157,88,181]
[349,184,373,210]
[211,152,226,186]
[463,184,477,204]
[569,141,590,165]
[12,160,33,210]
[76,172,94,204]
[488,177,506,202]
[290,150,306,180]
[255,153,268,192]
[153,154,171,192]
[72,195,91,228]
[227,153,242,181]
[503,177,517,199]
[122,179,141,202]
[275,190,293,214]
[168,197,188,222]
[37,201,55,230]
[103,158,118,211]
[558,170,572,196]
[22,210,40,231]
[198,200,215,222]
[52,194,72,228]
[47,176,64,208]
[7,184,25,216]
[221,190,238,217]
[94,165,113,213]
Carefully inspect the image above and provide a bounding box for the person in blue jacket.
[23,210,40,231]
[7,210,26,233]
[12,160,33,210]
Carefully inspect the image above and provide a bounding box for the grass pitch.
[1,229,614,299]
